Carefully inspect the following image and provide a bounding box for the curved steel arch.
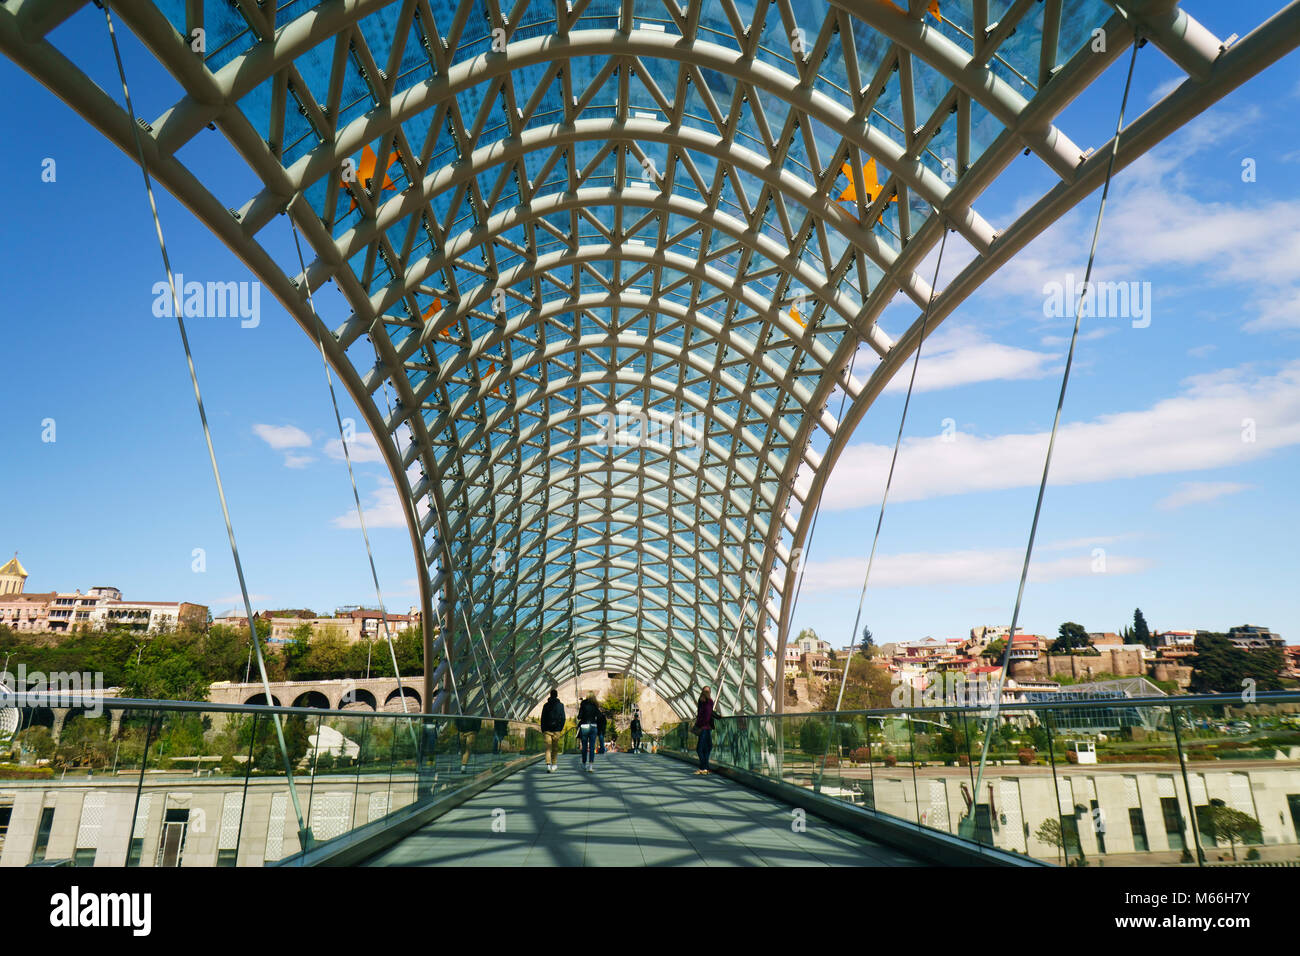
[4,0,1295,717]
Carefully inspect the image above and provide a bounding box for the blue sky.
[0,2,1296,652]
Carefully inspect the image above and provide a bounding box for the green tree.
[799,719,829,755]
[1035,818,1065,858]
[1190,633,1284,693]
[17,725,56,761]
[281,624,313,680]
[1207,803,1262,861]
[601,676,641,714]
[859,625,875,656]
[1051,622,1090,653]
[1133,608,1152,648]
[200,625,248,682]
[815,656,893,710]
[122,632,210,701]
[305,631,351,677]
[982,638,1007,661]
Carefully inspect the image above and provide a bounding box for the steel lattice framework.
[3,0,1296,718]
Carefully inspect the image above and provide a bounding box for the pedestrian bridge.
[4,692,1298,868]
[365,752,920,867]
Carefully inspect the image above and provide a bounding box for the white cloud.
[1187,344,1217,358]
[1043,533,1142,551]
[798,547,1152,592]
[871,326,1059,394]
[817,360,1300,508]
[324,431,385,464]
[253,423,312,450]
[332,484,407,529]
[983,106,1300,335]
[1243,288,1300,333]
[1147,75,1183,105]
[1156,481,1250,511]
[283,454,315,469]
[1040,327,1113,347]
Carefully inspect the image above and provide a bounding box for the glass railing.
[0,696,572,867]
[660,692,1300,866]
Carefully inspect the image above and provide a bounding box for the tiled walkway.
[364,752,921,866]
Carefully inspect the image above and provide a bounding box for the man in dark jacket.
[630,712,643,753]
[576,692,602,772]
[596,708,608,754]
[540,689,565,773]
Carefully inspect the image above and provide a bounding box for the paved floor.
[364,752,921,866]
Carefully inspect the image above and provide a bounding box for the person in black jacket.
[630,712,643,753]
[576,692,602,772]
[539,689,565,773]
[596,708,608,755]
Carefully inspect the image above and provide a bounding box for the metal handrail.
[0,693,536,723]
[4,690,1295,723]
[699,690,1300,721]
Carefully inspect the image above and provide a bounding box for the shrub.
[799,720,829,755]
[0,763,55,779]
[850,746,872,763]
[1018,748,1036,765]
[883,753,897,767]
[1065,749,1079,764]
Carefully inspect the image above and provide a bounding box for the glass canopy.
[3,0,1288,717]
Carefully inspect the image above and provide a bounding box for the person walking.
[630,712,643,753]
[692,687,720,774]
[596,707,608,755]
[576,691,602,772]
[455,716,480,773]
[540,688,565,773]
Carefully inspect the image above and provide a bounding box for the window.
[0,802,11,854]
[74,847,96,867]
[1160,797,1185,851]
[1195,804,1218,847]
[216,848,238,867]
[156,809,190,867]
[31,806,55,863]
[1129,807,1149,852]
[1061,814,1083,860]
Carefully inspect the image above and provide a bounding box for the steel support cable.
[811,217,952,793]
[98,3,309,846]
[777,345,861,713]
[967,37,1144,833]
[784,347,861,637]
[712,594,753,714]
[383,374,499,717]
[374,380,468,715]
[429,497,503,717]
[288,217,410,712]
[287,217,423,754]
